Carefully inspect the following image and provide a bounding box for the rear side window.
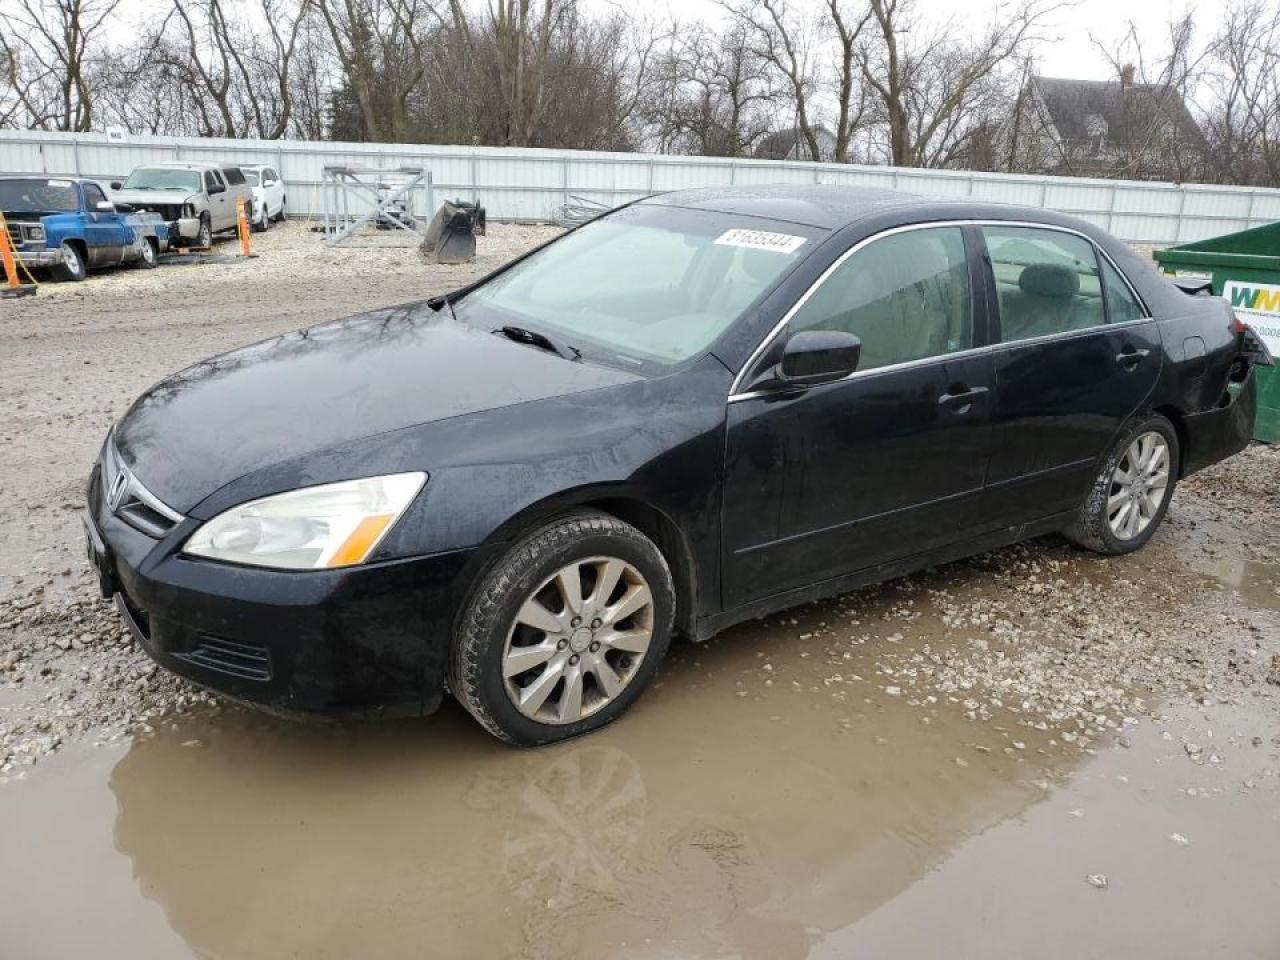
[221,167,246,186]
[787,226,972,372]
[1100,257,1146,323]
[264,168,278,182]
[983,226,1105,342]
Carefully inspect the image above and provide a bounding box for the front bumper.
[15,248,62,267]
[173,216,200,239]
[85,462,487,718]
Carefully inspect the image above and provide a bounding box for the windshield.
[242,170,260,186]
[121,168,201,193]
[458,205,817,367]
[0,178,80,213]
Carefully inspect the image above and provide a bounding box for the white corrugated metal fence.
[2,129,1278,245]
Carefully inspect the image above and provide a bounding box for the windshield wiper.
[426,292,458,321]
[495,325,582,362]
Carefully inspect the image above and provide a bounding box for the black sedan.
[84,186,1270,744]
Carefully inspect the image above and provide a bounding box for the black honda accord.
[85,185,1270,744]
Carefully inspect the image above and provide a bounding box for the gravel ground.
[1,223,1277,777]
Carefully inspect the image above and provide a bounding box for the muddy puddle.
[3,599,1278,959]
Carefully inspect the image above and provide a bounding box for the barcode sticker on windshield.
[714,229,806,254]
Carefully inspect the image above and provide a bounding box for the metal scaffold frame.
[320,165,435,246]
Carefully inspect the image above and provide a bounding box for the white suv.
[241,165,287,231]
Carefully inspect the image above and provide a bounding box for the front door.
[80,182,128,266]
[721,225,995,608]
[978,225,1162,524]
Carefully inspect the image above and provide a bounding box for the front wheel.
[451,511,675,745]
[252,205,269,233]
[53,241,86,281]
[195,216,212,248]
[1066,414,1179,555]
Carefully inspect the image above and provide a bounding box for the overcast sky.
[612,0,1228,83]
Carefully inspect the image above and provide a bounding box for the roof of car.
[144,161,233,171]
[640,184,922,229]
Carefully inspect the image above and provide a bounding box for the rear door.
[978,224,1161,524]
[720,224,995,608]
[80,182,128,266]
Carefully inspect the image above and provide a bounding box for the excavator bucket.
[420,200,486,264]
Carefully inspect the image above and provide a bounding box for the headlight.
[29,225,45,243]
[183,473,425,570]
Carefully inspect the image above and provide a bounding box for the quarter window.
[1100,257,1146,323]
[787,227,972,372]
[983,226,1106,341]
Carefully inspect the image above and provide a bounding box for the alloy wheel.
[502,556,654,725]
[1107,430,1170,539]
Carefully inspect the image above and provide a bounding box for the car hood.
[113,303,643,513]
[110,189,199,207]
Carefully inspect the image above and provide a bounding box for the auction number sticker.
[1223,279,1280,355]
[47,179,73,187]
[714,228,806,254]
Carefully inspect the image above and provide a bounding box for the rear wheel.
[53,241,86,281]
[135,237,158,269]
[1066,413,1179,555]
[451,510,675,745]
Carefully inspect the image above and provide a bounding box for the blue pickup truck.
[1,175,170,282]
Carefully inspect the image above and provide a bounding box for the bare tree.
[1201,2,1280,186]
[0,0,121,131]
[857,0,1055,167]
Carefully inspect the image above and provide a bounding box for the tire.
[252,205,268,233]
[451,510,675,745]
[135,238,158,269]
[275,198,286,222]
[1065,413,1179,555]
[195,215,212,248]
[53,241,86,282]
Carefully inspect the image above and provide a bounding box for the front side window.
[458,206,817,368]
[786,226,972,372]
[984,226,1105,341]
[204,171,221,192]
[82,182,107,208]
[242,170,260,186]
[1100,257,1146,323]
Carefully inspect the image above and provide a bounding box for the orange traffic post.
[236,198,256,258]
[0,213,38,299]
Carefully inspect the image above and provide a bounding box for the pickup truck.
[110,162,254,248]
[1,175,170,281]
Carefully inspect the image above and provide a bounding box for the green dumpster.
[1155,222,1280,442]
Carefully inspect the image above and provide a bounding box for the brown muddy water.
[2,586,1278,960]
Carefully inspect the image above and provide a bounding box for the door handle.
[942,386,988,412]
[938,385,989,409]
[1115,347,1151,368]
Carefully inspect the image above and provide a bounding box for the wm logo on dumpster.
[1226,280,1280,314]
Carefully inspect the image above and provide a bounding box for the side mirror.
[778,330,861,385]
[208,181,225,195]
[110,181,122,190]
[113,201,134,213]
[95,200,116,212]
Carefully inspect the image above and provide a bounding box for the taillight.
[1230,312,1247,335]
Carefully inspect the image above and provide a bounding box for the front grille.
[132,203,182,221]
[4,220,39,246]
[177,635,273,682]
[99,437,184,538]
